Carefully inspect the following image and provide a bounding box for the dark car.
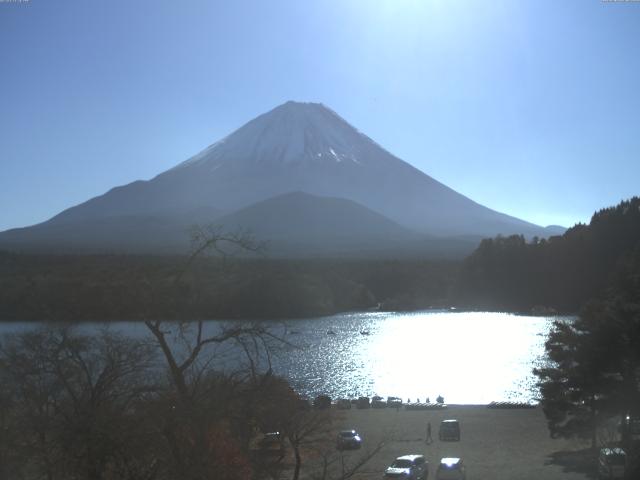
[257,432,285,459]
[439,419,460,441]
[336,429,362,450]
[314,395,332,409]
[621,414,640,442]
[598,447,626,479]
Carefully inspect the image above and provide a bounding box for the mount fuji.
[0,101,563,256]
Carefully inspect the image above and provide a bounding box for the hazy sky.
[1,0,639,231]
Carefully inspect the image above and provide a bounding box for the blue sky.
[1,0,639,231]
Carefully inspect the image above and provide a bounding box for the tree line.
[0,253,457,321]
[454,197,640,312]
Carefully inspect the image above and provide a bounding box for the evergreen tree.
[534,246,640,447]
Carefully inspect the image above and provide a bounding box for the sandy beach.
[331,405,592,480]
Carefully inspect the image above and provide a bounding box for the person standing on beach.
[426,421,432,444]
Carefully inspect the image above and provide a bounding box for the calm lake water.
[0,310,565,404]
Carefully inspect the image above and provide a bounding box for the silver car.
[435,457,466,480]
[384,454,428,479]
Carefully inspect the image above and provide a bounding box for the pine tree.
[534,246,640,447]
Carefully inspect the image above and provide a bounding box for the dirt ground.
[330,405,593,480]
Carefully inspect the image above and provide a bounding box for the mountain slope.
[0,207,224,254]
[0,192,477,257]
[0,101,560,255]
[43,102,549,236]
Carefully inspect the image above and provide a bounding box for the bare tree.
[277,405,387,480]
[141,226,385,480]
[286,409,334,480]
[311,440,386,480]
[0,327,158,480]
[141,226,287,480]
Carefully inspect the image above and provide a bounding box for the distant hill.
[454,197,640,312]
[0,101,563,256]
[542,225,567,236]
[214,191,478,257]
[216,191,420,254]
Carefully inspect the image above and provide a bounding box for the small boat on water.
[327,330,337,335]
[360,330,370,335]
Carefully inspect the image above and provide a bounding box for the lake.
[0,310,564,404]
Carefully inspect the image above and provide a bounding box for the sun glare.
[359,311,552,404]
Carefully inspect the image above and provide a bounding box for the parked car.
[598,447,626,479]
[336,429,362,450]
[439,419,460,441]
[297,397,311,410]
[314,395,332,409]
[621,414,640,442]
[372,395,387,408]
[384,454,428,479]
[435,458,466,480]
[387,396,403,408]
[357,396,370,409]
[257,432,285,459]
[336,398,352,409]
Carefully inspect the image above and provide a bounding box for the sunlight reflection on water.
[0,310,564,404]
[268,310,559,404]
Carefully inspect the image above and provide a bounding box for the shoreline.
[0,306,577,324]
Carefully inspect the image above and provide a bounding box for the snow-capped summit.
[174,101,377,171]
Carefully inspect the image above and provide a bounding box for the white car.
[435,457,466,480]
[384,454,428,479]
[598,448,626,479]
